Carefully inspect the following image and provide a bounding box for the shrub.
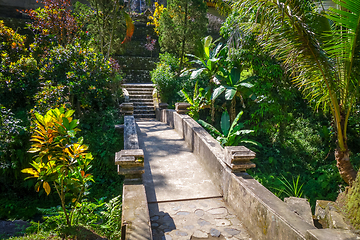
[22,107,94,227]
[0,54,40,110]
[0,105,30,191]
[22,0,80,48]
[151,62,176,103]
[39,44,122,115]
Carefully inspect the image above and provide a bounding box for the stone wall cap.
[225,146,256,161]
[119,149,144,158]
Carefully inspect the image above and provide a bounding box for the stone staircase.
[122,83,155,119]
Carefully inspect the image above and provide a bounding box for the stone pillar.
[224,146,256,173]
[159,103,169,110]
[115,149,144,182]
[120,102,134,115]
[175,102,191,114]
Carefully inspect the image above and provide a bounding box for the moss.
[346,171,360,229]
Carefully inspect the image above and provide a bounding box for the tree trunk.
[335,148,357,185]
[230,97,236,124]
[179,0,188,72]
[211,100,215,125]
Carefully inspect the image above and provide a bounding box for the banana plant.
[233,0,360,184]
[212,67,257,122]
[181,81,210,120]
[198,110,260,147]
[182,35,227,123]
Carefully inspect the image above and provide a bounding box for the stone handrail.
[115,115,152,240]
[155,107,357,240]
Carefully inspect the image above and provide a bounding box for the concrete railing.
[115,115,152,240]
[155,108,358,240]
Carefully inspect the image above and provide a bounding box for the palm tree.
[231,0,360,184]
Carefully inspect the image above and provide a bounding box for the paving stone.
[200,202,208,207]
[164,221,176,228]
[162,235,173,240]
[192,230,209,238]
[184,225,195,230]
[224,228,241,236]
[207,207,228,215]
[176,230,188,236]
[173,206,181,211]
[198,219,211,226]
[176,211,190,216]
[195,209,205,217]
[151,215,160,221]
[210,228,221,237]
[215,218,231,227]
[139,121,251,240]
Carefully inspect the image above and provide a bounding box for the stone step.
[114,56,157,71]
[122,83,154,88]
[127,88,154,92]
[133,106,154,110]
[130,95,153,99]
[134,113,156,118]
[128,91,152,96]
[134,109,155,114]
[132,103,154,108]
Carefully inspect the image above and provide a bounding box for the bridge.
[115,84,356,240]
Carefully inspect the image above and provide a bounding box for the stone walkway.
[137,121,252,240]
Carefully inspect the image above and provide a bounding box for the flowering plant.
[145,35,156,57]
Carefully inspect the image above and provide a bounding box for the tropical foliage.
[157,0,208,69]
[22,108,94,227]
[75,0,134,58]
[198,110,259,147]
[0,0,126,237]
[230,0,360,184]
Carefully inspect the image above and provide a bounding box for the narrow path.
[138,120,252,240]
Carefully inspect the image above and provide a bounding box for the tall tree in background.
[158,0,208,71]
[75,0,134,58]
[231,0,360,185]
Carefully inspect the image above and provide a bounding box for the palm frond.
[234,0,337,112]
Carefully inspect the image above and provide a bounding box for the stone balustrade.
[155,106,358,240]
[175,102,191,114]
[115,149,144,181]
[114,115,152,240]
[224,146,256,172]
[120,103,134,116]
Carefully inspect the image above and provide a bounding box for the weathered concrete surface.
[122,184,152,240]
[137,121,221,203]
[117,115,152,240]
[284,197,314,226]
[306,229,358,240]
[156,110,318,240]
[149,198,252,240]
[124,116,139,149]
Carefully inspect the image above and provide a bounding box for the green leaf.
[225,87,236,100]
[197,120,222,137]
[64,109,75,118]
[67,130,76,138]
[230,68,241,85]
[203,35,213,57]
[212,86,226,100]
[229,111,243,135]
[221,111,230,136]
[62,117,70,130]
[69,119,78,130]
[190,68,205,79]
